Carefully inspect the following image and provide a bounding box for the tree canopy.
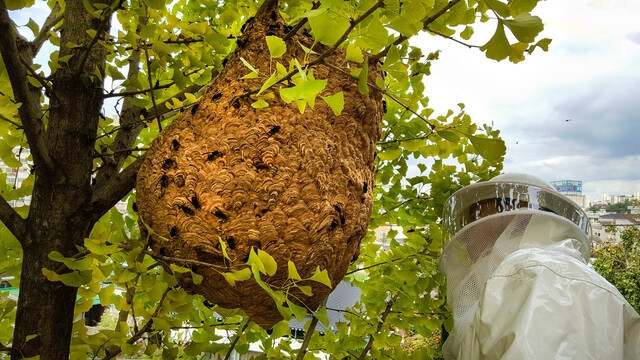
[593,227,640,313]
[0,0,549,358]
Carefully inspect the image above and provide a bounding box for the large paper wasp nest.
[136,0,382,328]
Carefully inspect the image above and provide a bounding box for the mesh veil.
[439,210,592,357]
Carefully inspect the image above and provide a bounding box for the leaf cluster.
[593,227,640,313]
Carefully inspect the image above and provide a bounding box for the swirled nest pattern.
[135,0,383,328]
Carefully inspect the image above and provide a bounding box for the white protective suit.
[439,174,640,359]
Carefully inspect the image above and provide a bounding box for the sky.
[418,0,640,203]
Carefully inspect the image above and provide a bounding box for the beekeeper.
[439,173,640,359]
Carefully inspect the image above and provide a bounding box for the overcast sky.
[419,0,640,203]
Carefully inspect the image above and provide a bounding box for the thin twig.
[295,298,329,360]
[346,250,428,276]
[20,56,54,96]
[427,28,481,49]
[0,113,22,129]
[31,3,63,52]
[102,287,172,360]
[371,0,464,63]
[223,320,250,360]
[102,82,174,98]
[357,292,399,360]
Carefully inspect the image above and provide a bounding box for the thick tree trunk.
[11,0,111,358]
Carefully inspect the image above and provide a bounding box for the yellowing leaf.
[251,99,269,109]
[309,268,332,288]
[298,285,313,296]
[258,249,277,276]
[287,261,302,281]
[265,36,287,58]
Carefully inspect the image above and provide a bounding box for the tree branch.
[102,287,171,360]
[0,195,26,242]
[31,3,63,53]
[296,315,319,360]
[357,292,399,360]
[223,320,249,360]
[90,155,145,221]
[0,0,54,173]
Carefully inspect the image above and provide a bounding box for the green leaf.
[286,299,308,321]
[483,0,510,17]
[222,268,252,286]
[321,92,344,116]
[144,0,165,10]
[287,261,302,281]
[308,11,350,44]
[503,14,544,43]
[480,21,511,61]
[463,133,506,162]
[240,57,259,78]
[4,0,33,10]
[309,268,331,288]
[528,38,552,54]
[218,237,230,261]
[509,0,539,17]
[345,44,364,63]
[25,18,39,37]
[314,307,330,327]
[258,249,277,276]
[259,72,280,95]
[247,248,266,274]
[298,285,313,296]
[377,148,403,161]
[279,79,327,110]
[460,25,474,41]
[438,130,461,142]
[265,36,287,58]
[251,99,269,109]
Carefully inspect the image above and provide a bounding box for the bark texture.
[136,0,383,328]
[8,0,112,358]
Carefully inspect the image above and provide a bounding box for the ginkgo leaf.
[503,13,544,43]
[480,21,511,61]
[265,36,286,58]
[321,92,344,116]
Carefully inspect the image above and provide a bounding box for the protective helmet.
[441,173,592,244]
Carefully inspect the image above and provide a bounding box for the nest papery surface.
[135,1,383,328]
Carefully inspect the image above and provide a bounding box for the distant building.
[550,180,587,208]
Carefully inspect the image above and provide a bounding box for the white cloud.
[419,0,640,203]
